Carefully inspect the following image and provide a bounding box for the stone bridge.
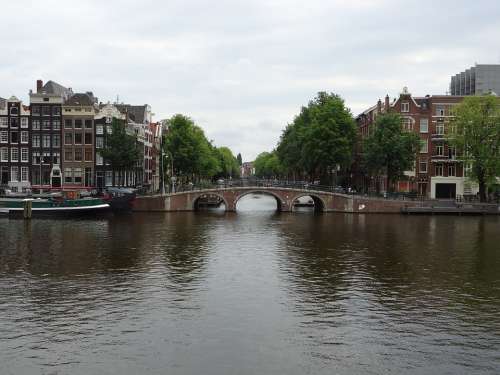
[133,186,418,213]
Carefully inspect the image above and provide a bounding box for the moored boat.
[0,197,110,218]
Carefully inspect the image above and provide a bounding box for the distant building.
[450,64,500,96]
[241,162,255,178]
[355,88,480,199]
[0,96,31,192]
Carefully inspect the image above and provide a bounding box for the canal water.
[1,195,499,374]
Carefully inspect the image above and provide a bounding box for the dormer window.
[401,102,410,112]
[10,107,19,116]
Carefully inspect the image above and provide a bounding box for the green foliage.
[363,112,420,192]
[236,153,243,166]
[216,147,241,178]
[98,118,141,172]
[276,92,357,182]
[163,114,241,181]
[254,151,282,178]
[450,95,500,201]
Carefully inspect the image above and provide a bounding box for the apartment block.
[450,64,500,96]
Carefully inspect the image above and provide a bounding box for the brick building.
[0,96,31,192]
[30,80,73,191]
[355,88,478,199]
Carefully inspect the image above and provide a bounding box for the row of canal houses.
[0,80,164,193]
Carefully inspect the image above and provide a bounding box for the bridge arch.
[233,190,286,212]
[192,193,229,211]
[290,193,326,213]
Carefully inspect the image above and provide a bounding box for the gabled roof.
[65,92,95,106]
[40,80,73,98]
[114,104,147,124]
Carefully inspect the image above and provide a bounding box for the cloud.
[1,0,500,160]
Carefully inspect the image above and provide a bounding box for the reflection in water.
[0,203,500,374]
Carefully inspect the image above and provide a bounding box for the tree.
[450,95,500,202]
[216,147,240,178]
[163,114,222,182]
[98,118,141,185]
[236,153,243,166]
[254,151,282,178]
[363,112,420,193]
[276,92,357,183]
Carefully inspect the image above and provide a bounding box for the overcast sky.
[1,0,499,160]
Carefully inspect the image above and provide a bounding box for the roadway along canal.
[1,195,499,374]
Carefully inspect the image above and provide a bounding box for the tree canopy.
[450,95,500,201]
[276,92,357,183]
[163,114,240,182]
[254,151,282,178]
[98,118,141,172]
[362,112,420,192]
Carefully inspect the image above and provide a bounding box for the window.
[10,118,19,128]
[420,118,428,133]
[21,118,28,128]
[435,164,443,176]
[65,108,72,113]
[53,152,60,165]
[436,145,444,156]
[31,106,40,116]
[53,120,60,130]
[11,148,18,162]
[42,106,51,116]
[0,147,9,162]
[32,134,40,148]
[65,119,72,129]
[32,151,40,164]
[74,168,82,183]
[85,119,93,129]
[74,133,82,145]
[42,120,51,130]
[21,131,28,144]
[96,137,103,148]
[11,131,19,144]
[74,119,82,129]
[53,134,60,148]
[84,133,92,145]
[53,106,60,116]
[10,107,19,116]
[105,170,113,186]
[84,148,93,161]
[21,148,28,162]
[42,134,51,148]
[401,117,412,131]
[448,164,456,177]
[419,161,428,173]
[0,117,7,127]
[420,140,428,153]
[0,131,7,143]
[21,167,28,182]
[107,126,112,134]
[64,168,73,183]
[401,102,410,112]
[10,167,18,182]
[436,105,446,116]
[96,153,103,166]
[65,133,73,145]
[64,149,73,161]
[42,152,51,164]
[449,146,456,159]
[74,149,83,161]
[436,121,445,135]
[32,119,40,130]
[96,125,103,135]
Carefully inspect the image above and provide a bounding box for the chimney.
[377,99,382,113]
[384,95,390,111]
[36,80,43,93]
